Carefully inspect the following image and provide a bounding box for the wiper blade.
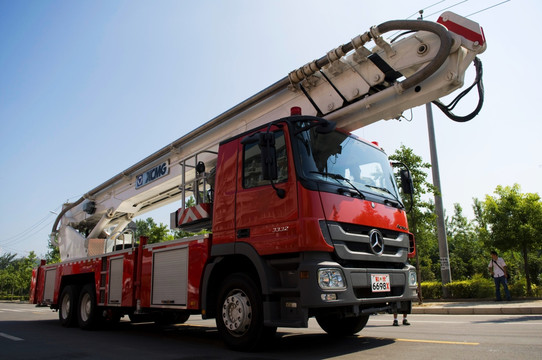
[365,185,404,208]
[310,171,366,199]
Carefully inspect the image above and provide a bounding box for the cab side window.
[243,131,288,188]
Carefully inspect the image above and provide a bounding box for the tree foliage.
[476,184,542,295]
[0,251,38,299]
[390,145,439,281]
[134,218,174,244]
[45,235,61,264]
[446,204,485,279]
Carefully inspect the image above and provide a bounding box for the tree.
[478,184,542,295]
[389,145,438,282]
[446,204,485,279]
[0,253,17,270]
[134,218,174,244]
[45,235,61,264]
[0,251,38,299]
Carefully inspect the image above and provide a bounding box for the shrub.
[420,281,442,299]
[509,280,540,297]
[0,295,28,301]
[443,275,494,299]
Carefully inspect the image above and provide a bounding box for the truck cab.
[194,114,416,348]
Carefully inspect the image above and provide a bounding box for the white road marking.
[0,332,24,341]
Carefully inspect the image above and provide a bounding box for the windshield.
[293,123,401,202]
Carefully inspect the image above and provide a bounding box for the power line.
[1,193,84,255]
[405,0,447,19]
[0,213,54,245]
[466,0,511,17]
[0,244,33,256]
[424,0,469,19]
[0,202,63,247]
[0,193,83,247]
[387,0,468,41]
[0,218,55,247]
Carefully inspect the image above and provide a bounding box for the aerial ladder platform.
[51,12,486,261]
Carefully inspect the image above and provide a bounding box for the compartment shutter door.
[108,257,123,304]
[43,269,56,302]
[152,248,188,305]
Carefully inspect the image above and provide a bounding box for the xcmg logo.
[135,161,169,189]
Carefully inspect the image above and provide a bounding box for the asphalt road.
[1,302,541,359]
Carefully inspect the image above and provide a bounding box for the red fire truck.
[30,12,485,351]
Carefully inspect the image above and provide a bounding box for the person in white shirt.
[488,250,511,301]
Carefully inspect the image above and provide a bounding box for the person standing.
[488,250,511,301]
[392,311,410,326]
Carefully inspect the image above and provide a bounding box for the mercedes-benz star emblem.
[369,229,384,256]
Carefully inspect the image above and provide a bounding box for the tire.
[216,273,276,351]
[59,285,78,327]
[78,284,99,330]
[316,313,369,336]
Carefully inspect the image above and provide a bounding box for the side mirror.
[315,120,336,134]
[400,169,414,195]
[241,132,260,145]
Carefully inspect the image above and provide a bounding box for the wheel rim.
[221,290,252,336]
[80,293,91,322]
[60,293,70,320]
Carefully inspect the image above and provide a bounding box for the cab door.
[235,127,299,255]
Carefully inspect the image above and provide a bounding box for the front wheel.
[216,273,276,351]
[316,313,369,336]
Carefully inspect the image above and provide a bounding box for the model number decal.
[272,226,289,233]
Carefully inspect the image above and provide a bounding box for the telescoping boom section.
[49,12,485,261]
[32,12,486,351]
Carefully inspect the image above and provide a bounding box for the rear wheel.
[316,313,369,336]
[216,273,276,351]
[78,284,99,330]
[59,285,78,327]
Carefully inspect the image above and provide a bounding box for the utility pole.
[426,103,452,297]
[416,8,452,297]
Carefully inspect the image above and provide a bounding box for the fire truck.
[30,12,486,350]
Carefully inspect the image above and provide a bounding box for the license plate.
[371,274,391,292]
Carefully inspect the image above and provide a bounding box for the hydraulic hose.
[288,19,453,94]
[374,20,452,92]
[432,56,484,122]
[50,197,85,237]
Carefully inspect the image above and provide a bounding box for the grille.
[327,222,409,264]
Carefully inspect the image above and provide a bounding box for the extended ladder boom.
[52,12,485,261]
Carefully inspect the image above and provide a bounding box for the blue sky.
[1,0,540,258]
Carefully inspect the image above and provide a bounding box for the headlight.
[318,268,346,290]
[408,270,417,286]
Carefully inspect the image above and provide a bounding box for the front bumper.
[298,258,418,309]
